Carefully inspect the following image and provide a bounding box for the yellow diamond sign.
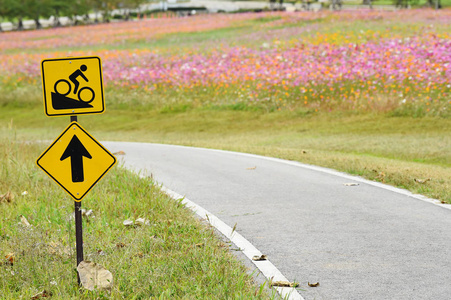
[41,56,105,116]
[37,122,116,201]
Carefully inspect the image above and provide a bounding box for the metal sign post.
[71,115,84,284]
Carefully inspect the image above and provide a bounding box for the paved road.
[104,142,451,300]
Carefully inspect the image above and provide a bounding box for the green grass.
[0,134,275,299]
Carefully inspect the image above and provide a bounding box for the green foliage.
[392,0,419,7]
[0,0,147,27]
[65,1,90,25]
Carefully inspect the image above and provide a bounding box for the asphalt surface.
[104,142,451,300]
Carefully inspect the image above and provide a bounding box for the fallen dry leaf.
[343,183,359,186]
[77,261,113,291]
[0,191,14,203]
[81,209,94,218]
[4,253,15,265]
[135,218,150,226]
[308,282,320,287]
[20,215,32,228]
[113,151,126,156]
[47,242,71,257]
[246,166,257,170]
[31,290,52,299]
[252,254,267,261]
[271,280,299,287]
[116,242,126,248]
[217,242,227,248]
[123,219,134,227]
[414,178,431,184]
[376,172,386,182]
[195,243,204,248]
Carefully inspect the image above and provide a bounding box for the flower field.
[1,10,451,116]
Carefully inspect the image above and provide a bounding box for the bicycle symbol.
[53,64,95,104]
[54,79,95,103]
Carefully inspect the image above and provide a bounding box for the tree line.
[0,0,144,30]
[0,0,443,31]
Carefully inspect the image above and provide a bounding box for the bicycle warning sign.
[41,56,105,116]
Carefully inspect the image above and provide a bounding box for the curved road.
[104,142,451,300]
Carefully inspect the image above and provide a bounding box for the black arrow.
[60,135,92,182]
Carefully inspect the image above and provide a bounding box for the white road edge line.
[160,185,305,300]
[147,143,450,211]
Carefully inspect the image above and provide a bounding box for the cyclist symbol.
[54,65,95,104]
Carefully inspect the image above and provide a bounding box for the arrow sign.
[36,122,116,201]
[60,135,92,183]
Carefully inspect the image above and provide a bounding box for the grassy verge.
[0,135,274,299]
